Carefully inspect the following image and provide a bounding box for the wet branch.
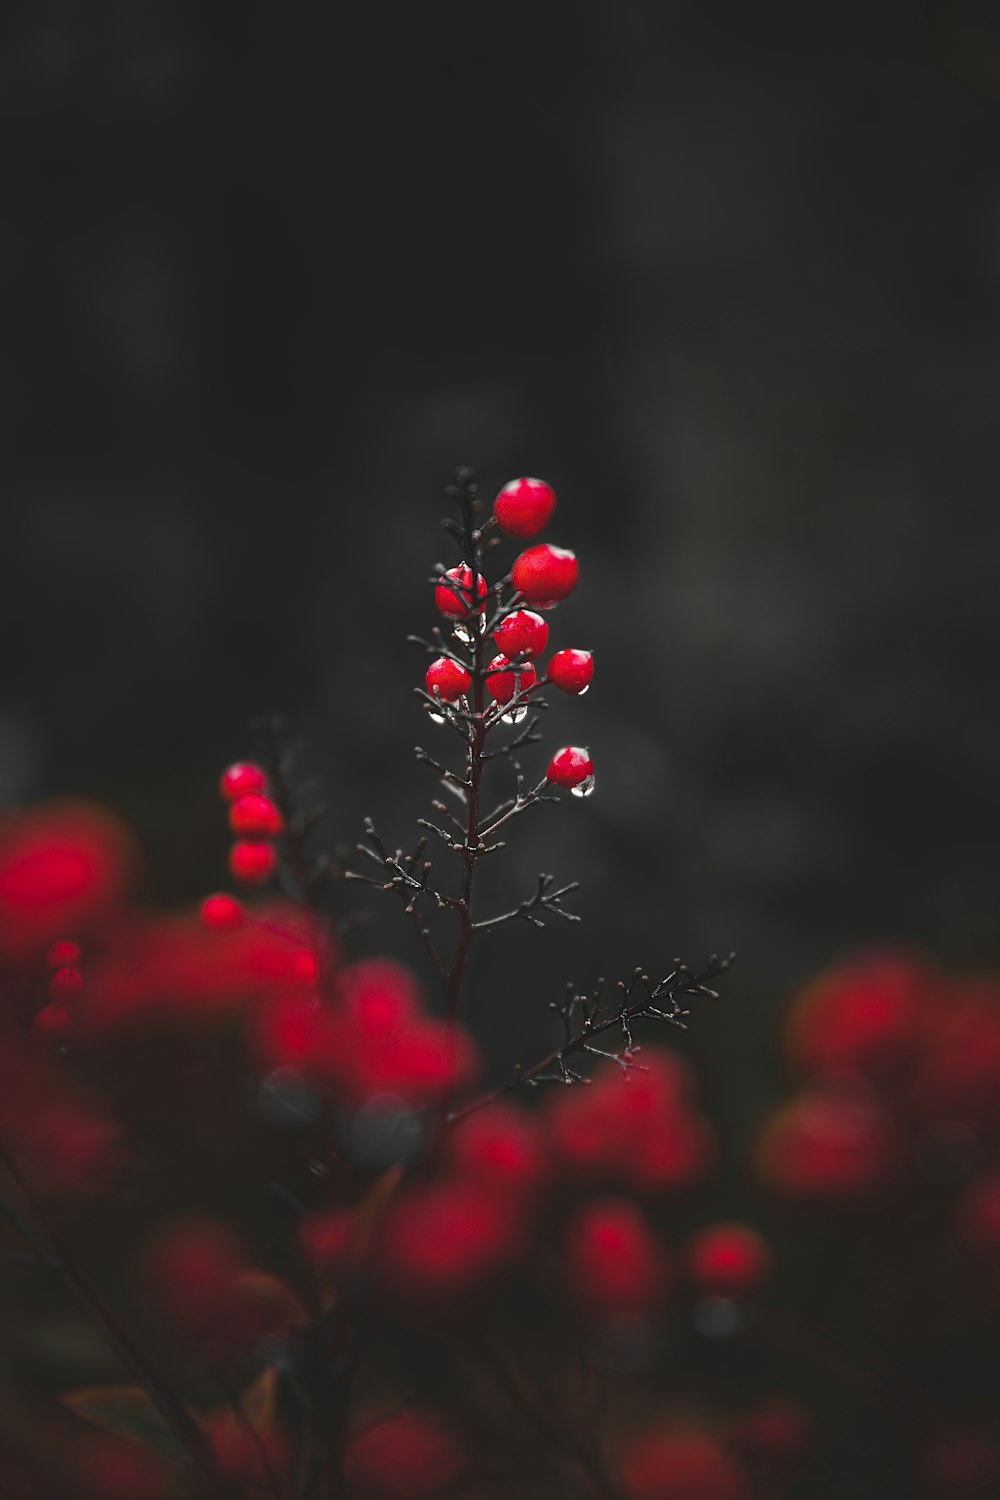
[447,953,736,1125]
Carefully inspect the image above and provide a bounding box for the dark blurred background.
[2,0,999,1103]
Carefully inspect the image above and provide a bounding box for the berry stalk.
[443,470,488,1027]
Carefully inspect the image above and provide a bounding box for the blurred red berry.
[0,802,134,960]
[435,563,488,619]
[299,1207,357,1279]
[785,951,933,1081]
[493,608,549,659]
[548,648,593,695]
[45,938,81,969]
[923,1429,1000,1498]
[200,892,245,931]
[486,654,537,705]
[728,1397,811,1473]
[31,998,72,1047]
[546,1050,713,1195]
[620,1429,749,1500]
[686,1223,772,1299]
[425,657,472,703]
[444,1101,550,1205]
[229,793,284,839]
[210,1415,291,1496]
[547,746,595,791]
[377,1180,522,1312]
[493,476,557,538]
[755,1078,899,1200]
[321,960,478,1107]
[147,1218,306,1355]
[48,965,83,1003]
[229,841,277,886]
[909,975,1000,1126]
[565,1197,668,1320]
[75,1435,169,1500]
[249,991,328,1068]
[511,543,578,606]
[17,1096,121,1198]
[219,762,269,801]
[956,1173,1000,1256]
[345,1409,466,1500]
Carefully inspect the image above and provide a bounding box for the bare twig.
[447,954,735,1125]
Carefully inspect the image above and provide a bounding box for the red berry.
[755,1077,899,1200]
[493,476,557,538]
[435,563,488,619]
[219,762,269,801]
[620,1431,747,1500]
[548,648,593,695]
[494,608,549,659]
[299,1208,356,1278]
[345,1410,467,1500]
[729,1398,810,1471]
[49,965,83,1003]
[229,793,284,839]
[377,1181,522,1312]
[511,544,578,607]
[425,657,472,703]
[486,654,537,706]
[565,1197,668,1320]
[547,746,595,792]
[956,1173,1000,1256]
[229,841,277,886]
[686,1222,772,1299]
[45,938,81,969]
[200,893,245,931]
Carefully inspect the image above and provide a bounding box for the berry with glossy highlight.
[548,648,593,695]
[486,655,537,706]
[494,608,549,660]
[511,544,578,607]
[493,476,557,538]
[425,657,472,703]
[229,793,284,839]
[547,746,595,790]
[219,762,269,801]
[435,563,488,619]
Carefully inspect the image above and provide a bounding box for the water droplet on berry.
[577,684,590,697]
[571,774,596,798]
[453,615,486,644]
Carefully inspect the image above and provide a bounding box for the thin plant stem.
[0,1141,232,1499]
[472,1338,619,1500]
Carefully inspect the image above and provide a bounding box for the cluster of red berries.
[426,476,595,795]
[755,951,1000,1210]
[218,761,282,888]
[31,938,83,1047]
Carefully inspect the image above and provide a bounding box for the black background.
[3,4,1000,1495]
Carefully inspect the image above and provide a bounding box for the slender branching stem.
[447,955,734,1125]
[0,1142,232,1499]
